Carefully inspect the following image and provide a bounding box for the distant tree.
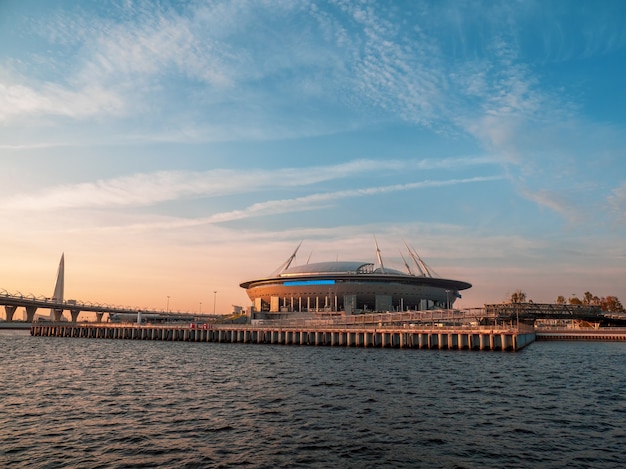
[600,296,625,313]
[510,290,527,303]
[555,295,566,305]
[582,291,601,305]
[569,296,582,305]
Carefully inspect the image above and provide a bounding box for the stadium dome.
[240,242,471,319]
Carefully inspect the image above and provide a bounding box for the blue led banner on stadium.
[283,279,336,286]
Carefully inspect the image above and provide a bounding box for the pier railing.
[252,308,498,328]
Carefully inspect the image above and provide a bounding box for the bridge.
[0,254,207,324]
[0,290,202,323]
[484,302,626,326]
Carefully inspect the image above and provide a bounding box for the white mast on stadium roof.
[403,241,432,278]
[400,251,414,276]
[374,235,385,273]
[270,241,303,277]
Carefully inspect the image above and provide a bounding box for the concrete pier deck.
[31,323,536,351]
[535,328,626,342]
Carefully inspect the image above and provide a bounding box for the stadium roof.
[240,242,472,291]
[279,261,407,277]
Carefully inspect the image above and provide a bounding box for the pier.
[30,323,536,351]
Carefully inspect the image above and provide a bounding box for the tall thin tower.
[50,253,65,321]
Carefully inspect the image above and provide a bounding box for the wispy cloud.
[0,1,487,135]
[0,157,497,212]
[71,3,240,88]
[1,0,624,234]
[0,82,125,122]
[9,173,504,241]
[521,188,581,223]
[85,176,504,236]
[2,0,621,138]
[204,175,504,224]
[608,182,626,225]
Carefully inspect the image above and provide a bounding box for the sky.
[1,0,625,318]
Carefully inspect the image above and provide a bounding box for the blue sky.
[1,0,625,315]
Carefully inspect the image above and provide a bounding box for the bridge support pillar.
[25,306,38,322]
[70,310,80,323]
[95,313,104,323]
[4,305,17,321]
[53,309,63,322]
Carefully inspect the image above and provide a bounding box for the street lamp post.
[166,296,170,313]
[199,302,202,314]
[213,291,217,315]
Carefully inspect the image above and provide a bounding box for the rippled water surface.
[2,329,626,468]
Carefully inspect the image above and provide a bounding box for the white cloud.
[0,82,125,122]
[520,188,581,223]
[0,157,497,212]
[1,0,623,235]
[203,175,503,223]
[608,182,626,225]
[75,6,237,88]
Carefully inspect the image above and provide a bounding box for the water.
[1,330,626,468]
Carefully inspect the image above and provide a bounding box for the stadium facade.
[240,242,471,320]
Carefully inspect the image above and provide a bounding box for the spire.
[50,253,65,321]
[52,253,64,302]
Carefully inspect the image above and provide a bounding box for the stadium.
[240,242,472,320]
